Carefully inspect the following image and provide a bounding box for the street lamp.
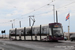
[10,19,15,28]
[10,20,13,28]
[47,4,55,23]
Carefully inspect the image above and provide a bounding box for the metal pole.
[29,16,31,26]
[31,26,33,40]
[4,30,6,38]
[56,10,58,23]
[15,28,17,40]
[1,31,3,38]
[40,25,41,41]
[67,13,70,40]
[19,21,21,28]
[53,5,55,23]
[13,19,15,28]
[5,33,6,38]
[24,27,26,40]
[12,23,13,28]
[68,26,70,40]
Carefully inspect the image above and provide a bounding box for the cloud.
[6,14,12,17]
[41,12,53,16]
[0,19,10,27]
[0,0,75,32]
[0,0,51,15]
[12,10,19,15]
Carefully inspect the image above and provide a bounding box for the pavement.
[0,39,75,50]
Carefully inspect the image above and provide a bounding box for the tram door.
[19,30,23,40]
[19,33,21,40]
[35,34,37,40]
[34,29,37,40]
[19,30,24,40]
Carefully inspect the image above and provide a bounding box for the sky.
[0,0,75,35]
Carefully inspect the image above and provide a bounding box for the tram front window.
[53,28,63,36]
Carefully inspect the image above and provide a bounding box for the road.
[0,39,75,50]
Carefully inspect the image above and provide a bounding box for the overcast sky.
[0,0,75,34]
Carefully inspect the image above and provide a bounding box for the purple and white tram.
[9,23,64,41]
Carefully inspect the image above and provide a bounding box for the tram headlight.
[54,36,56,37]
[61,36,63,37]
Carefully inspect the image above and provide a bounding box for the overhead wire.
[57,1,75,10]
[19,1,53,17]
[2,0,75,24]
[9,1,54,21]
[1,0,75,28]
[0,1,53,24]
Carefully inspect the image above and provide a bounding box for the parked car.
[70,34,75,41]
[64,37,67,41]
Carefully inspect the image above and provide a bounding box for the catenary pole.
[53,5,55,23]
[56,10,58,23]
[68,13,70,40]
[19,21,21,28]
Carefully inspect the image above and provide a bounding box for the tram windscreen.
[53,28,63,36]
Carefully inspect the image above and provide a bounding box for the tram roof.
[10,23,61,30]
[9,28,15,30]
[49,23,61,25]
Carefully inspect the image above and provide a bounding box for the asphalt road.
[0,41,33,50]
[0,39,75,50]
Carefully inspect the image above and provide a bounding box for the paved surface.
[0,43,33,50]
[0,39,75,50]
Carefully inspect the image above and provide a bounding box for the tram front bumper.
[52,37,64,40]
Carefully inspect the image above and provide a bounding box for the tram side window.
[10,30,15,34]
[49,28,52,35]
[9,30,11,34]
[32,28,40,35]
[45,27,49,34]
[17,30,21,34]
[17,30,20,34]
[20,30,24,34]
[41,27,46,34]
[34,29,37,34]
[26,28,31,35]
[36,28,40,34]
[32,28,35,34]
[32,28,37,34]
[41,27,49,34]
[17,29,24,34]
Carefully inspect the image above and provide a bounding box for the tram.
[9,23,64,41]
